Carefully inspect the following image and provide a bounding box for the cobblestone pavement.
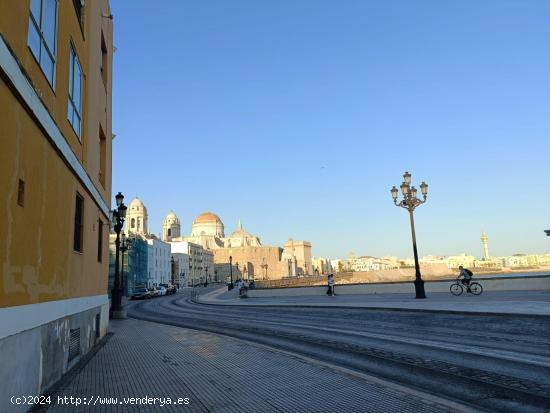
[44,318,470,413]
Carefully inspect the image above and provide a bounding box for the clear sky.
[110,0,550,259]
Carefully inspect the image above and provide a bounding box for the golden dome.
[194,212,222,224]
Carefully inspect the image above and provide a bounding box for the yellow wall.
[0,0,113,307]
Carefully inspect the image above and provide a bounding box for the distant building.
[203,249,215,283]
[481,232,490,260]
[126,198,149,236]
[166,211,313,280]
[312,257,333,275]
[171,252,189,288]
[108,233,148,296]
[445,254,476,269]
[162,211,181,242]
[170,241,204,286]
[146,237,171,286]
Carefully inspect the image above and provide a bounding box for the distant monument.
[481,232,490,260]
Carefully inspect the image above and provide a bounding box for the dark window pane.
[97,220,103,262]
[42,0,57,53]
[17,180,25,207]
[73,194,83,252]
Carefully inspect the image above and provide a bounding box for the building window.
[99,125,106,187]
[72,0,84,29]
[101,32,108,86]
[68,44,83,138]
[17,179,25,207]
[73,193,84,252]
[131,218,135,229]
[97,219,103,262]
[28,0,58,86]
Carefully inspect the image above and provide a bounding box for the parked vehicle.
[160,283,177,295]
[131,288,150,300]
[156,286,167,296]
[148,287,160,297]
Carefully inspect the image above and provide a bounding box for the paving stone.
[44,319,466,413]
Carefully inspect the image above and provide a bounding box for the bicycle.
[450,278,483,296]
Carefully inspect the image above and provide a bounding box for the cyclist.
[458,266,473,292]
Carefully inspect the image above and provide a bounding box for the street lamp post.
[391,172,429,299]
[228,256,234,290]
[110,192,128,318]
[170,256,176,286]
[205,266,209,287]
[120,233,133,297]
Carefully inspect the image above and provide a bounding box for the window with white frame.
[68,44,83,138]
[28,0,58,86]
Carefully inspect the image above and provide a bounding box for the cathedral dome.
[194,212,222,224]
[191,212,225,238]
[226,221,261,247]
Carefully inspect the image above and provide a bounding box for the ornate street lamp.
[170,256,176,286]
[228,255,234,290]
[391,172,429,299]
[120,232,133,297]
[111,192,128,318]
[205,265,209,287]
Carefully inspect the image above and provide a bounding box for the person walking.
[328,274,335,296]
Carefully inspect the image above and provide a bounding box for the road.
[127,289,550,413]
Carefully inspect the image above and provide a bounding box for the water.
[476,271,550,279]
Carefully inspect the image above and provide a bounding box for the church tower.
[481,232,489,260]
[163,211,181,241]
[127,198,149,236]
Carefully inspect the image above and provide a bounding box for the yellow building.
[0,1,113,410]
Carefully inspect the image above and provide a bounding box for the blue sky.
[111,0,550,259]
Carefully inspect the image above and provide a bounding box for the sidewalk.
[197,287,550,317]
[41,319,471,413]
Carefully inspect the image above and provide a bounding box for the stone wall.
[256,263,453,288]
[0,303,109,413]
[213,246,283,280]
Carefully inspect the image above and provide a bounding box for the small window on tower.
[167,228,171,237]
[17,179,25,206]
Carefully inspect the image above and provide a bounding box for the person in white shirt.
[327,274,335,296]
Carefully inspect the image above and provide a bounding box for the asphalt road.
[127,289,550,413]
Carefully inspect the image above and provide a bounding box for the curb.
[194,297,550,320]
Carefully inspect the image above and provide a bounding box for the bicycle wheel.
[469,282,483,295]
[450,283,463,296]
